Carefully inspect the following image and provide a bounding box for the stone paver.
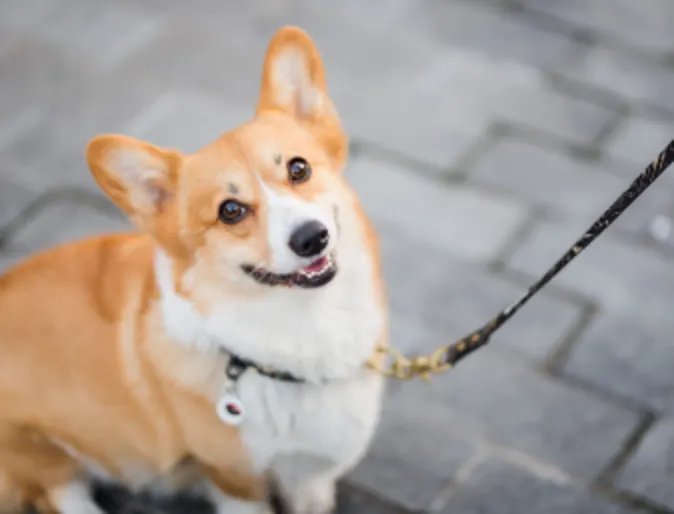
[555,46,674,113]
[405,0,572,69]
[38,2,163,70]
[1,198,130,256]
[349,404,478,511]
[347,156,529,262]
[0,0,58,30]
[565,313,674,414]
[335,484,412,514]
[443,456,637,514]
[125,90,254,153]
[606,117,674,167]
[507,219,674,321]
[519,0,674,53]
[382,346,639,483]
[2,1,674,513]
[469,138,626,219]
[380,225,584,361]
[0,174,37,228]
[338,54,617,162]
[617,417,674,509]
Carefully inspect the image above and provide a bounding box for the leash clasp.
[368,345,452,381]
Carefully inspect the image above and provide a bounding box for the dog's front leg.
[272,454,343,514]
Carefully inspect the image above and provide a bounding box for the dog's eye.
[287,157,311,184]
[218,200,249,224]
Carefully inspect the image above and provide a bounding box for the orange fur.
[0,26,385,513]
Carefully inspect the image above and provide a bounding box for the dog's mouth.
[242,254,337,289]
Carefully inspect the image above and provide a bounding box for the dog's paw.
[285,479,335,514]
[48,481,105,514]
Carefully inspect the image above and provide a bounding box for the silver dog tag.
[216,391,245,425]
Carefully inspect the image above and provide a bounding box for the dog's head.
[87,27,365,297]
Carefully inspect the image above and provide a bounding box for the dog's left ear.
[257,26,348,170]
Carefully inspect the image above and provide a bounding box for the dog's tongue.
[303,257,327,273]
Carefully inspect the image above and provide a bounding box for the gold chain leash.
[367,344,453,381]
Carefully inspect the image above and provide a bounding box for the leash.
[368,139,674,381]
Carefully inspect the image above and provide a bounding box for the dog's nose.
[288,221,329,257]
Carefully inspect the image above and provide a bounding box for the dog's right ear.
[86,134,182,224]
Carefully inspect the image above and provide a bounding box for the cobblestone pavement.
[2,0,674,512]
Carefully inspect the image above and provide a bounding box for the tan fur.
[0,26,385,513]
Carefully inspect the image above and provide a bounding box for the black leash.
[371,140,674,380]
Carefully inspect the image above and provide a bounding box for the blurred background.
[1,1,674,513]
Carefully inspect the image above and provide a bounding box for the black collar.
[225,354,306,384]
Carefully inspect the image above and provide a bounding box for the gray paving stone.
[0,26,163,135]
[0,173,36,227]
[381,344,639,481]
[0,24,27,63]
[507,219,674,320]
[400,0,572,70]
[340,96,481,171]
[557,47,674,112]
[0,0,59,29]
[470,139,626,218]
[0,121,92,192]
[1,76,160,192]
[617,417,674,509]
[601,139,674,250]
[348,403,478,511]
[336,53,615,159]
[110,14,267,110]
[255,0,569,86]
[336,484,411,514]
[38,2,164,70]
[489,86,617,146]
[606,117,674,167]
[614,190,674,251]
[0,107,40,155]
[519,0,674,53]
[346,156,529,262]
[138,0,568,75]
[2,199,131,256]
[0,35,91,118]
[125,90,253,153]
[565,313,674,413]
[380,226,584,361]
[442,456,636,514]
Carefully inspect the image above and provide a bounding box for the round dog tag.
[216,394,245,425]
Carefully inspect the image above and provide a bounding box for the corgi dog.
[0,26,387,514]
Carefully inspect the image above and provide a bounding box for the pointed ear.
[257,26,348,169]
[86,134,182,221]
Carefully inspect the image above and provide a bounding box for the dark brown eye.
[218,199,249,224]
[287,157,311,184]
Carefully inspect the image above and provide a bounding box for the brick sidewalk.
[1,1,673,512]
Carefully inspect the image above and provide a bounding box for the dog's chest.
[234,371,384,472]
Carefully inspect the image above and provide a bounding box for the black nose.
[288,221,329,257]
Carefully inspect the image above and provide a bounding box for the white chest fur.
[236,369,384,473]
[153,233,386,473]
